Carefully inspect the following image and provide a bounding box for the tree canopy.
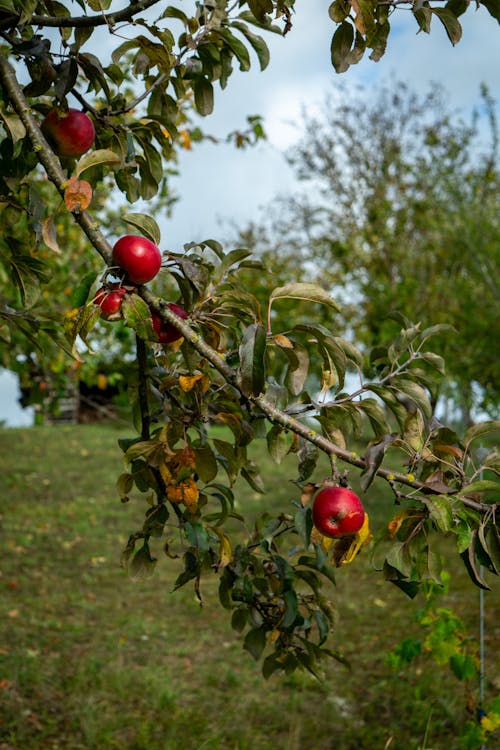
[0,0,499,702]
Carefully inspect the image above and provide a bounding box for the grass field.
[1,424,498,750]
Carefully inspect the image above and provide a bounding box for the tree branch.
[139,292,488,512]
[1,0,163,30]
[0,51,489,515]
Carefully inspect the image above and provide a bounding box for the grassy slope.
[0,424,498,750]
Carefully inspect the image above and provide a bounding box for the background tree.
[0,2,498,712]
[235,82,500,423]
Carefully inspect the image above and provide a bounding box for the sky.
[1,0,499,426]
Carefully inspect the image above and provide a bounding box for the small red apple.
[312,486,365,538]
[151,303,188,344]
[112,235,162,285]
[41,108,95,157]
[93,284,126,321]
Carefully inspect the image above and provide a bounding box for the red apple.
[112,235,162,285]
[151,303,188,344]
[312,486,365,538]
[93,284,126,321]
[41,108,95,157]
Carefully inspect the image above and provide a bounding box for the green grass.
[0,424,498,750]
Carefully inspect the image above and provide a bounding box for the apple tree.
[0,0,499,695]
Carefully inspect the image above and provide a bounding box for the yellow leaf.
[160,462,173,485]
[179,129,192,150]
[387,509,410,538]
[273,333,294,349]
[212,527,232,567]
[481,713,500,733]
[311,526,334,552]
[320,368,337,393]
[335,513,373,566]
[166,478,199,510]
[179,373,209,393]
[267,629,281,644]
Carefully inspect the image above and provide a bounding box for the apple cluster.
[92,234,187,344]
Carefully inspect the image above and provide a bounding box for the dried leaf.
[64,177,93,212]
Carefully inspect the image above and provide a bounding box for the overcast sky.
[1,1,499,426]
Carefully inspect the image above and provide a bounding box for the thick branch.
[2,0,162,30]
[0,55,112,265]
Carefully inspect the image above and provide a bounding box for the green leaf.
[0,0,16,12]
[194,77,214,116]
[453,518,473,554]
[269,282,340,312]
[390,378,432,421]
[357,398,391,439]
[218,247,254,276]
[478,518,500,575]
[361,434,396,491]
[247,0,273,21]
[116,472,133,501]
[143,503,168,537]
[461,531,492,590]
[481,0,500,22]
[70,271,98,308]
[160,5,190,24]
[231,607,248,632]
[87,0,111,9]
[431,7,463,45]
[282,589,299,628]
[122,294,155,340]
[129,542,157,580]
[239,323,267,396]
[232,21,270,70]
[329,0,350,23]
[122,213,161,246]
[283,341,309,396]
[385,542,412,579]
[457,479,499,497]
[241,462,265,494]
[0,108,26,144]
[422,351,446,375]
[185,521,210,554]
[74,148,121,178]
[266,424,290,464]
[295,505,313,549]
[422,495,453,533]
[194,445,218,483]
[218,28,252,71]
[464,420,500,446]
[262,652,287,679]
[297,436,319,482]
[243,627,267,660]
[330,21,354,74]
[368,14,390,62]
[413,5,433,34]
